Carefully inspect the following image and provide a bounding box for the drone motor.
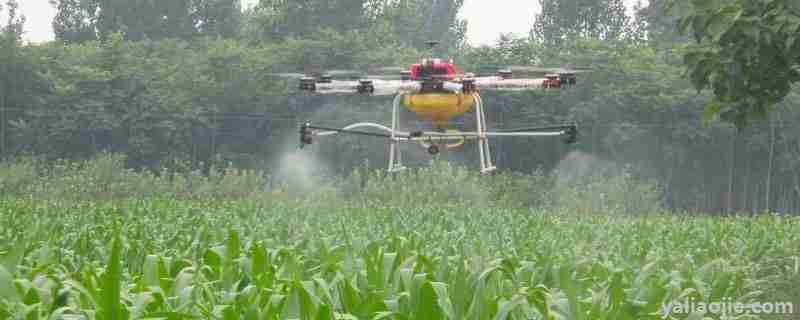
[357,80,375,94]
[299,77,316,91]
[564,125,578,144]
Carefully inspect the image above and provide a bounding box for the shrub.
[0,154,665,213]
[0,157,39,196]
[0,153,270,201]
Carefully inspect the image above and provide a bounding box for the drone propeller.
[371,66,407,73]
[367,75,406,80]
[324,69,366,76]
[269,72,308,79]
[322,70,406,80]
[270,70,403,81]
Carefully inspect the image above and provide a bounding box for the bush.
[0,157,40,196]
[0,153,270,201]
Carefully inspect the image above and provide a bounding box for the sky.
[17,0,644,46]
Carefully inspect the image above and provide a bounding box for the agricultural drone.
[279,41,583,173]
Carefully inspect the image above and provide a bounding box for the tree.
[635,0,691,47]
[361,0,467,51]
[51,0,241,42]
[192,0,242,39]
[247,0,368,40]
[531,0,633,47]
[245,0,466,51]
[1,0,24,156]
[50,0,99,43]
[675,0,800,128]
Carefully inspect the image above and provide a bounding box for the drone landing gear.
[473,93,496,173]
[388,93,496,173]
[388,93,406,172]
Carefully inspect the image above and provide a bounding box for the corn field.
[0,198,798,319]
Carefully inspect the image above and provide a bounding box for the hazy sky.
[18,0,644,46]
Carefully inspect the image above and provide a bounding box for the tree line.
[1,0,799,213]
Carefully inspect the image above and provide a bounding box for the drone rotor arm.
[310,79,416,95]
[471,77,548,91]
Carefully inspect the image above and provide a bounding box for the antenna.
[424,0,438,37]
[424,0,442,52]
[425,41,439,50]
[424,40,439,61]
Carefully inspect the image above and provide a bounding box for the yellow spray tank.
[403,93,475,128]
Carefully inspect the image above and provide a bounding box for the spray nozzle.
[563,125,578,144]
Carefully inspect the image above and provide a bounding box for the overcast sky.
[18,0,645,46]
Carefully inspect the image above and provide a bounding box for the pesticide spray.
[553,151,615,186]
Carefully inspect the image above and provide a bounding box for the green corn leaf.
[251,242,267,279]
[100,236,123,320]
[0,265,17,302]
[142,255,160,289]
[493,294,527,320]
[315,304,333,320]
[558,266,582,320]
[528,285,550,319]
[339,278,361,314]
[415,281,446,320]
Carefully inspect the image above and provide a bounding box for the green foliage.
[673,0,800,128]
[3,2,800,318]
[634,0,693,47]
[339,160,555,208]
[532,0,638,47]
[99,236,123,319]
[0,197,797,318]
[249,0,372,40]
[1,0,47,158]
[0,153,666,213]
[245,0,466,52]
[0,157,37,195]
[51,0,242,42]
[0,153,273,200]
[51,0,98,43]
[3,0,800,215]
[547,167,664,215]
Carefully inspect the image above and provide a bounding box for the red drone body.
[409,59,457,81]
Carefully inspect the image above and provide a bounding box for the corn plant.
[0,198,797,319]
